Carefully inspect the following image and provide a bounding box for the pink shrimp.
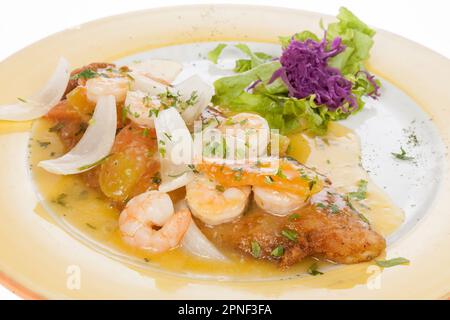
[119,190,192,253]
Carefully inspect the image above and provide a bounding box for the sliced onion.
[129,72,168,95]
[129,59,183,84]
[173,75,214,126]
[0,57,70,121]
[154,107,194,192]
[176,200,227,261]
[38,95,117,175]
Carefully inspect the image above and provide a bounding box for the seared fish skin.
[200,191,385,268]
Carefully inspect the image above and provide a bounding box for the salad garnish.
[209,7,381,135]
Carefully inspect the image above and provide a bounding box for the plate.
[0,4,449,299]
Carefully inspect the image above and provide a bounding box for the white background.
[0,0,448,300]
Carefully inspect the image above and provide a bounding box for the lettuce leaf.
[327,7,376,75]
[212,61,285,106]
[206,43,273,73]
[213,62,328,135]
[207,44,227,64]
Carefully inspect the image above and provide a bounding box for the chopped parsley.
[37,140,51,148]
[251,241,261,258]
[358,213,370,225]
[48,122,64,133]
[55,193,67,207]
[329,204,340,214]
[281,229,298,242]
[121,105,129,124]
[276,168,287,179]
[215,185,225,192]
[86,223,97,230]
[307,262,323,276]
[71,69,99,80]
[375,257,410,268]
[186,91,199,106]
[264,175,274,184]
[232,168,243,181]
[142,128,149,137]
[188,164,199,174]
[308,176,319,191]
[158,140,166,157]
[75,122,88,136]
[392,147,414,161]
[271,246,284,257]
[348,179,368,200]
[164,132,172,141]
[289,213,300,221]
[151,173,162,185]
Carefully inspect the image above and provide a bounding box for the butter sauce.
[29,118,403,280]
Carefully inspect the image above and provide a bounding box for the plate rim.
[0,4,449,299]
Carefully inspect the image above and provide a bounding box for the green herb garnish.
[307,262,323,276]
[276,168,287,179]
[71,69,99,80]
[49,122,64,133]
[375,257,410,268]
[281,229,298,242]
[142,128,149,137]
[151,173,162,184]
[215,185,225,192]
[264,176,274,184]
[55,193,67,207]
[271,246,284,257]
[289,213,300,221]
[392,147,414,161]
[348,179,368,200]
[251,241,261,258]
[37,140,51,148]
[86,223,97,230]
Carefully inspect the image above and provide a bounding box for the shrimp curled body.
[119,190,192,253]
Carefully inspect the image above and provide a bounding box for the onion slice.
[0,57,70,121]
[38,95,117,175]
[154,107,194,192]
[173,75,214,126]
[176,200,227,261]
[129,59,182,84]
[129,72,168,96]
[128,59,183,95]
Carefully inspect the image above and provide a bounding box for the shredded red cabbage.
[270,35,356,110]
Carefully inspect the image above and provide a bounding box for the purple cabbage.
[270,35,356,110]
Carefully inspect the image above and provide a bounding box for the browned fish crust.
[199,197,385,268]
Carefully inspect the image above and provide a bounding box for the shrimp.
[218,112,270,157]
[253,186,306,216]
[119,190,192,253]
[86,76,129,104]
[185,174,251,225]
[124,91,160,128]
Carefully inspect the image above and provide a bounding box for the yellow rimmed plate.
[0,4,449,299]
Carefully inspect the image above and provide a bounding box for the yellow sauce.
[29,118,404,280]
